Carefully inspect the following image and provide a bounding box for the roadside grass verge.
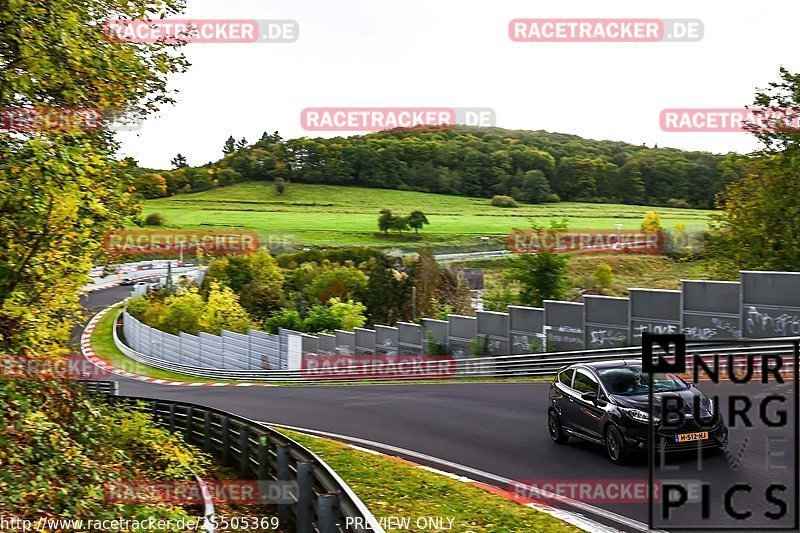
[88,307,552,386]
[278,429,579,533]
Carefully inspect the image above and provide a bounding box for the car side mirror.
[581,391,598,403]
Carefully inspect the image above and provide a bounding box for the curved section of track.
[76,286,776,532]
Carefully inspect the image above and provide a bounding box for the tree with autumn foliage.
[199,282,254,334]
[708,68,800,277]
[0,0,188,355]
[0,0,210,524]
[133,172,168,198]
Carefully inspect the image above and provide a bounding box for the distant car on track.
[548,360,728,464]
[119,278,135,286]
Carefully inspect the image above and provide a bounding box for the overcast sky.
[116,0,800,169]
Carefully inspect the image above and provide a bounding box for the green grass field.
[142,182,713,247]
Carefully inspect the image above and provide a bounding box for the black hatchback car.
[548,360,728,464]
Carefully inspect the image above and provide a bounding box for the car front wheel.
[604,425,627,465]
[548,410,569,444]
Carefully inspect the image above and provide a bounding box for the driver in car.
[625,373,642,394]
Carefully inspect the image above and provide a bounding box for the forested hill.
[141,126,751,208]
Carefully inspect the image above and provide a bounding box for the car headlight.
[621,407,659,423]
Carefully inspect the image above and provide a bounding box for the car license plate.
[675,431,708,443]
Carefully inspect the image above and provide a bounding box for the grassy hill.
[142,182,712,248]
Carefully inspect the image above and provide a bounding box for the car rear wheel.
[604,425,627,465]
[548,410,569,444]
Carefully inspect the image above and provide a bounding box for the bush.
[424,331,449,356]
[594,263,614,291]
[274,177,289,196]
[144,212,166,226]
[264,309,307,334]
[0,380,208,522]
[305,266,368,303]
[666,198,690,209]
[641,211,663,233]
[545,193,561,203]
[491,195,518,208]
[470,336,490,357]
[125,295,150,320]
[158,287,204,335]
[276,247,384,269]
[263,299,367,334]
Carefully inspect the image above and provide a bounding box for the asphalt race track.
[75,286,799,532]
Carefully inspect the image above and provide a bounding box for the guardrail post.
[247,333,252,370]
[239,426,250,476]
[203,411,212,453]
[316,493,340,533]
[168,404,176,433]
[296,462,314,533]
[186,406,194,441]
[276,444,291,524]
[257,435,270,481]
[150,400,159,422]
[221,417,232,466]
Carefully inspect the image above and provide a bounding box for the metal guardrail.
[110,312,798,383]
[80,381,384,533]
[80,379,119,395]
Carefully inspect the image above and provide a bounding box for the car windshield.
[596,366,688,395]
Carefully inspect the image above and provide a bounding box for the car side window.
[558,369,573,388]
[573,370,598,394]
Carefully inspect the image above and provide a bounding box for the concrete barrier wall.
[397,322,423,356]
[477,311,510,356]
[334,330,355,355]
[741,271,800,338]
[681,280,741,340]
[544,301,585,351]
[509,306,545,353]
[125,269,800,370]
[629,289,681,345]
[584,296,629,349]
[375,325,399,356]
[123,311,281,370]
[354,328,376,356]
[318,333,336,355]
[421,318,448,355]
[448,315,477,358]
